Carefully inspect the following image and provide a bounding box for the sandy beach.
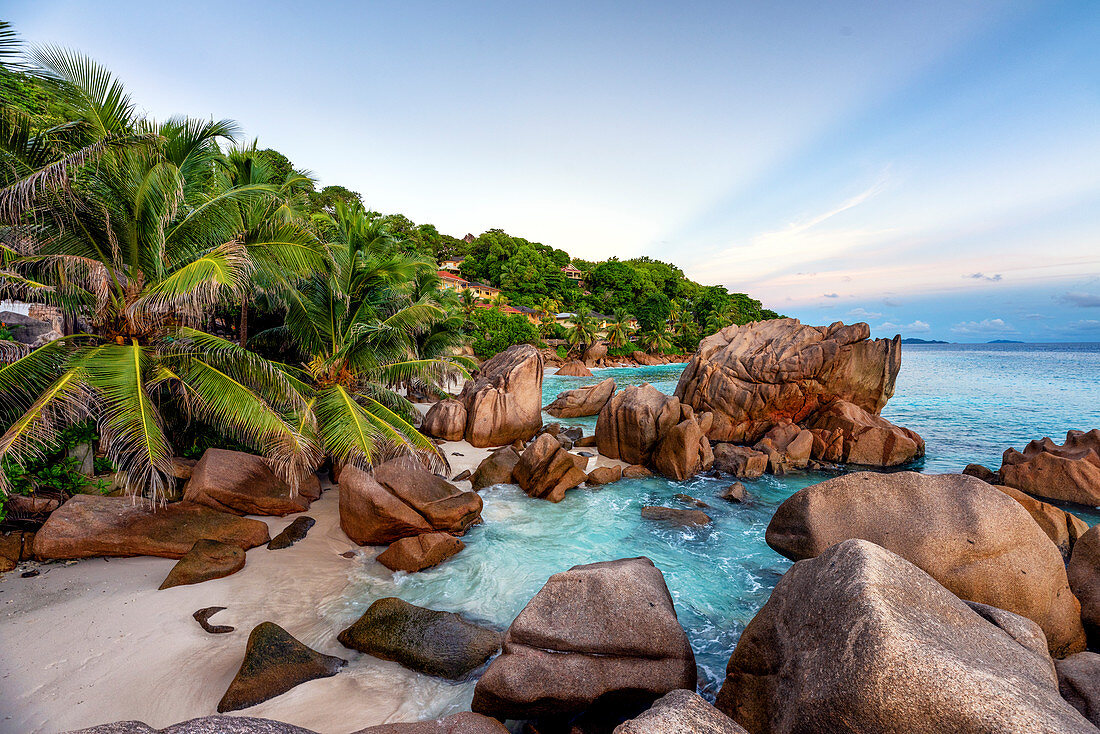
[0,429,629,734]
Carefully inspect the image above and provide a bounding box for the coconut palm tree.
[264,201,469,472]
[638,326,673,355]
[605,309,634,350]
[566,309,597,355]
[0,51,315,501]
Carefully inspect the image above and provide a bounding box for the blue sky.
[8,0,1100,341]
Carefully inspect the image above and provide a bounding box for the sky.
[7,0,1100,342]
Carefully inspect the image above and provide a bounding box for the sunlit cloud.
[950,318,1018,336]
[879,320,930,333]
[848,307,883,319]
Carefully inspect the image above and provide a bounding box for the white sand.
[0,433,626,734]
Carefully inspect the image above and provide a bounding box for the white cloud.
[965,272,1003,282]
[878,320,931,333]
[950,318,1018,336]
[848,307,883,319]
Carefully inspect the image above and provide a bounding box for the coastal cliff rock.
[615,690,748,734]
[1000,430,1100,505]
[338,597,500,679]
[472,557,696,720]
[596,383,681,466]
[34,495,270,559]
[376,532,464,573]
[513,433,587,502]
[766,471,1086,657]
[183,449,318,516]
[459,344,543,447]
[545,377,616,418]
[218,622,346,713]
[470,447,520,490]
[673,319,923,467]
[421,399,467,441]
[158,539,245,590]
[557,359,594,377]
[338,460,482,545]
[715,539,1094,734]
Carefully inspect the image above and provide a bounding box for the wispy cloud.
[1021,313,1053,320]
[1060,292,1100,308]
[848,307,883,319]
[879,320,930,333]
[822,293,839,299]
[950,318,1018,336]
[883,298,902,308]
[965,272,1002,282]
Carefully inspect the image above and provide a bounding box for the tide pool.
[327,343,1100,714]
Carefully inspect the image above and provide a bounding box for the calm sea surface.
[329,343,1100,712]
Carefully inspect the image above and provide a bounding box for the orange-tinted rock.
[1068,525,1100,636]
[623,465,654,479]
[513,434,587,502]
[376,532,464,572]
[183,449,311,516]
[421,399,467,441]
[653,416,714,481]
[460,344,543,447]
[557,360,594,377]
[586,465,623,486]
[545,377,616,418]
[807,399,924,467]
[995,485,1088,559]
[34,495,270,560]
[1000,430,1100,506]
[752,423,813,473]
[596,384,681,466]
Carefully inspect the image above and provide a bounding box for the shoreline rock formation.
[459,344,543,447]
[545,377,615,418]
[1000,430,1100,506]
[183,449,320,516]
[674,318,924,467]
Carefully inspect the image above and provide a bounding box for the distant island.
[988,339,1024,344]
[900,338,948,344]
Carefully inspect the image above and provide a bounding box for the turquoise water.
[332,344,1100,712]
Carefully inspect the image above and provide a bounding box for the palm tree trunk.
[239,299,248,346]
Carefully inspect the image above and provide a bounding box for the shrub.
[469,308,538,358]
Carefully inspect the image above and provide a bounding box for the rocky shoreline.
[3,319,1100,733]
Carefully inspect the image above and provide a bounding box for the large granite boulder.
[472,557,696,720]
[421,399,467,441]
[583,340,609,367]
[1000,429,1100,505]
[34,495,270,559]
[338,597,501,680]
[513,433,587,502]
[557,359,594,377]
[712,444,767,478]
[752,423,813,473]
[376,532,464,573]
[673,319,923,467]
[653,413,714,481]
[159,539,246,590]
[545,377,616,418]
[350,713,510,734]
[338,459,482,545]
[716,539,1095,734]
[765,471,1086,656]
[182,449,318,516]
[218,622,346,713]
[996,484,1089,559]
[1057,652,1100,727]
[459,344,543,447]
[1068,525,1100,636]
[470,447,521,491]
[806,398,924,466]
[65,718,319,733]
[596,383,682,466]
[615,690,748,734]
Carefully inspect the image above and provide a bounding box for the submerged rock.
[556,359,594,377]
[586,465,623,487]
[719,482,749,503]
[159,540,245,590]
[218,622,346,713]
[459,344,543,447]
[513,433,587,502]
[1000,429,1100,505]
[183,449,318,516]
[674,494,710,509]
[267,516,315,550]
[350,713,509,734]
[615,689,748,734]
[641,506,711,526]
[471,447,521,490]
[545,377,616,418]
[716,539,1094,734]
[376,532,464,573]
[338,597,500,679]
[421,399,467,441]
[472,557,696,720]
[766,471,1086,657]
[34,495,270,560]
[193,606,234,634]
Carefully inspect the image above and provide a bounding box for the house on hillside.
[509,304,541,325]
[437,270,468,291]
[440,255,465,272]
[467,281,501,300]
[561,264,584,285]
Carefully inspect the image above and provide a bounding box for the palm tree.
[0,51,313,501]
[566,309,597,355]
[263,202,469,472]
[638,326,673,355]
[605,309,634,350]
[490,291,509,308]
[458,288,478,320]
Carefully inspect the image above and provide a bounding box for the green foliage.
[308,184,363,214]
[555,345,569,360]
[459,230,579,308]
[0,324,12,341]
[469,308,538,358]
[1,421,101,499]
[636,293,672,333]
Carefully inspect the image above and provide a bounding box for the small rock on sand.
[267,516,315,550]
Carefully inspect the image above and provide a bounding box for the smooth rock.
[596,384,681,466]
[653,415,714,480]
[752,423,813,473]
[513,433,587,502]
[218,622,346,713]
[641,506,711,526]
[376,532,464,572]
[34,495,270,560]
[711,445,768,479]
[545,378,616,419]
[451,470,471,482]
[716,539,1094,734]
[586,465,623,486]
[583,341,608,367]
[183,449,313,516]
[574,435,598,448]
[556,359,594,377]
[65,716,319,733]
[472,557,696,720]
[1069,525,1100,636]
[623,465,653,479]
[674,494,710,508]
[995,485,1088,559]
[267,516,315,550]
[1056,652,1100,727]
[159,540,245,590]
[421,399,467,441]
[963,462,1001,483]
[1001,430,1100,506]
[766,471,1086,657]
[350,713,509,734]
[719,482,748,503]
[460,344,543,447]
[615,689,748,734]
[338,597,500,679]
[471,447,521,491]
